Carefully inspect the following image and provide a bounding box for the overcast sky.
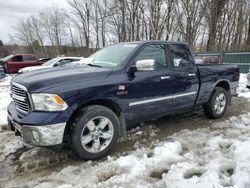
[0,0,69,44]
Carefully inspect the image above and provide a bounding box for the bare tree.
[69,0,91,48]
[30,16,48,56]
[205,0,229,51]
[11,0,250,53]
[14,19,37,54]
[175,0,205,48]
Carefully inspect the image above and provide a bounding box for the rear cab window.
[168,44,193,67]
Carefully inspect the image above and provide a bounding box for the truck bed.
[196,64,239,105]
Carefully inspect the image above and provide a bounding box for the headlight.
[31,93,68,111]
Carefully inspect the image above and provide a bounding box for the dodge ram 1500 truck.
[7,41,240,160]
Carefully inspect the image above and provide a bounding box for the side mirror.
[135,59,155,71]
[53,63,59,67]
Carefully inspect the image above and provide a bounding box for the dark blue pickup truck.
[7,41,239,160]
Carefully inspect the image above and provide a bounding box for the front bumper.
[8,114,66,146]
[7,101,72,147]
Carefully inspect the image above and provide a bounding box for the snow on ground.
[1,74,250,187]
[11,112,250,188]
[0,76,12,127]
[0,75,24,162]
[4,74,250,188]
[0,132,23,162]
[238,74,250,99]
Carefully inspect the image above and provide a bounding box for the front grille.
[11,83,30,114]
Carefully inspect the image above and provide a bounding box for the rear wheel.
[70,105,119,160]
[203,87,228,119]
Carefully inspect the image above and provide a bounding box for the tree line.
[10,0,250,57]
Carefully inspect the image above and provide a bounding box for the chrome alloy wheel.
[214,93,226,114]
[80,116,114,153]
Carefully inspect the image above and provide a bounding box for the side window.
[169,44,190,67]
[135,44,167,68]
[58,59,73,66]
[12,55,23,62]
[24,55,36,61]
[72,59,81,62]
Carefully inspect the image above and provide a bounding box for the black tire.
[70,105,120,160]
[203,87,228,119]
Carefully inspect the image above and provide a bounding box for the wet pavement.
[0,96,249,187]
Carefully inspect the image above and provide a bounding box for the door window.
[58,59,76,66]
[12,55,23,62]
[135,44,167,68]
[24,55,36,61]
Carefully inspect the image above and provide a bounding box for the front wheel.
[203,87,228,119]
[70,105,120,160]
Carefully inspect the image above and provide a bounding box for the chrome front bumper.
[8,115,66,146]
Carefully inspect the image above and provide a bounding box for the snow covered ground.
[0,75,24,162]
[0,76,12,127]
[238,74,250,99]
[22,113,250,188]
[1,74,250,188]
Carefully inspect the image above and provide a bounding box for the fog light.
[32,131,40,142]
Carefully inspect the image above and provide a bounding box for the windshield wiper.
[87,63,103,68]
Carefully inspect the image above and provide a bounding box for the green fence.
[194,52,250,73]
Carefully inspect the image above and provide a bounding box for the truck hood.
[19,66,51,73]
[12,66,112,92]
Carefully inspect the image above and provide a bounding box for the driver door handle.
[161,76,171,80]
[188,73,196,77]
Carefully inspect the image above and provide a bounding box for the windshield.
[89,43,138,68]
[42,57,60,66]
[0,54,14,62]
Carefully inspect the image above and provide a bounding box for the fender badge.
[118,85,126,91]
[118,84,127,95]
[117,91,128,96]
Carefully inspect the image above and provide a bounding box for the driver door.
[126,44,175,122]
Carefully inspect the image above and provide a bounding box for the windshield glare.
[89,43,138,68]
[42,57,60,66]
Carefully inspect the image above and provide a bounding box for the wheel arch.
[63,99,127,143]
[214,80,231,106]
[215,80,230,91]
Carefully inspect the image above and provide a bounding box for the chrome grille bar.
[11,82,30,114]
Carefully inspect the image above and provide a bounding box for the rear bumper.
[8,114,66,146]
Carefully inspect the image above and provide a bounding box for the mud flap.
[227,90,231,106]
[118,112,127,143]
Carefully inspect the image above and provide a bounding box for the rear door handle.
[188,73,196,77]
[161,76,171,80]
